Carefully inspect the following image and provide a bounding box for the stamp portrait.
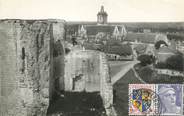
[157,84,183,115]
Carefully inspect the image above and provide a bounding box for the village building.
[66,6,173,60]
[66,6,127,42]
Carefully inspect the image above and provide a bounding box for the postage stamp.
[156,84,183,115]
[129,84,183,115]
[129,84,159,115]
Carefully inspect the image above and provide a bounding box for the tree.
[103,43,132,56]
[137,54,154,66]
[166,54,183,71]
[155,40,168,49]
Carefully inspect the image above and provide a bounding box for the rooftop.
[124,33,157,44]
[85,25,122,35]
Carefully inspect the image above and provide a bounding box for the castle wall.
[64,50,114,115]
[99,53,114,116]
[64,50,101,92]
[0,19,66,116]
[51,20,66,100]
[0,22,19,116]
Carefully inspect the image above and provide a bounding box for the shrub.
[155,53,183,71]
[166,54,183,71]
[137,54,154,66]
[155,62,167,69]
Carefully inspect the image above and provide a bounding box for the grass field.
[108,61,131,77]
[113,69,143,116]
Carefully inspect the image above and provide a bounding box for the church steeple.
[100,6,105,12]
[97,6,108,25]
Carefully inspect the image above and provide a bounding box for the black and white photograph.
[0,0,184,115]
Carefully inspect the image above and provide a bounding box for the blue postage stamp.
[157,84,183,115]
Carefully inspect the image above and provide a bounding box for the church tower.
[97,6,108,25]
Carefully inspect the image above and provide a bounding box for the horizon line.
[0,18,184,23]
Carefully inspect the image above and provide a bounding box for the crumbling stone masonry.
[64,50,114,115]
[64,50,101,92]
[0,19,66,116]
[51,20,66,101]
[0,19,113,116]
[99,53,114,116]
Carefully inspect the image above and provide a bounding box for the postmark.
[157,84,183,115]
[129,84,159,115]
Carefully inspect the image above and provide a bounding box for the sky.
[0,0,184,22]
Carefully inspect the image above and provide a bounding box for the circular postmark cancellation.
[129,84,161,115]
